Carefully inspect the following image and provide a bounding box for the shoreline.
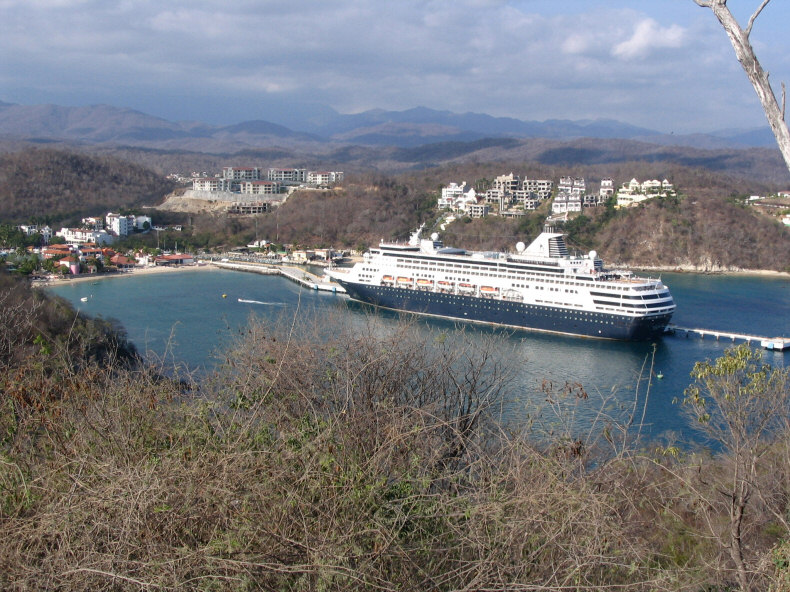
[618,265,790,278]
[35,263,217,286]
[34,261,789,289]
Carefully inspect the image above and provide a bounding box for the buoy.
[656,372,664,379]
[222,294,227,298]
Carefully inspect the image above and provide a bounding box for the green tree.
[682,345,790,591]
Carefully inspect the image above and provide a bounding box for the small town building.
[56,228,115,245]
[154,253,195,266]
[110,254,136,269]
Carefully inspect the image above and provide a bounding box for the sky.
[2,0,789,135]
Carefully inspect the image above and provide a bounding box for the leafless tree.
[693,0,790,173]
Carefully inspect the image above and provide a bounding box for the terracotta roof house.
[110,254,136,269]
[154,253,195,266]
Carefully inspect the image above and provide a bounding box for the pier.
[204,259,345,294]
[666,325,790,351]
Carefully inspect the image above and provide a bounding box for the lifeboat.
[416,278,433,286]
[458,283,475,292]
[396,276,413,285]
[480,286,498,293]
[382,275,394,284]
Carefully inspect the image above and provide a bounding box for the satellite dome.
[516,241,526,253]
[431,232,439,241]
[589,250,597,260]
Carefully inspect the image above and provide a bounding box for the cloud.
[612,18,687,60]
[0,0,780,133]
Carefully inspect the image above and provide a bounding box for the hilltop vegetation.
[591,194,790,271]
[1,270,789,590]
[0,148,173,224]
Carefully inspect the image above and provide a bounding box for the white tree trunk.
[695,0,790,174]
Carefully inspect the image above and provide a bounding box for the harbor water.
[49,268,789,444]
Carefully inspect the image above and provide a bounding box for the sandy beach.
[35,263,218,286]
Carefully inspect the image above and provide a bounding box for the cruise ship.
[327,227,675,340]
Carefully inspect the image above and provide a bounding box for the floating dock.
[666,325,790,351]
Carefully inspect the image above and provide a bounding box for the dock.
[666,325,790,351]
[204,259,345,294]
[278,265,345,293]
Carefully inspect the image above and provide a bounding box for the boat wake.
[238,298,286,306]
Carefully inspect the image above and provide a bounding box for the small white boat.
[80,296,88,302]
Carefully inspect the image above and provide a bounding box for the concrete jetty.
[666,325,789,351]
[204,259,346,294]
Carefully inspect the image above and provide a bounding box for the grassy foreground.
[1,271,789,591]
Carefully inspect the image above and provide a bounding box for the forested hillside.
[0,148,173,223]
[593,195,790,271]
[0,145,788,271]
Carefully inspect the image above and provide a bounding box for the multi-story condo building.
[19,224,52,243]
[583,194,604,208]
[56,228,115,245]
[438,182,477,211]
[484,188,506,205]
[552,192,582,214]
[522,178,554,200]
[222,167,261,181]
[600,178,615,197]
[193,177,234,192]
[493,173,520,194]
[553,177,586,214]
[558,177,586,198]
[106,213,133,237]
[307,171,344,185]
[81,217,104,230]
[616,178,675,208]
[465,203,490,218]
[510,190,544,210]
[268,168,307,183]
[238,180,280,195]
[487,175,553,210]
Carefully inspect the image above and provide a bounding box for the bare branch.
[694,0,790,173]
[745,0,772,37]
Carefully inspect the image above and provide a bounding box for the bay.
[48,268,789,443]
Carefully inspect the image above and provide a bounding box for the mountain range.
[0,100,777,152]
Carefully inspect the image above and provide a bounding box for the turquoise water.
[49,269,789,442]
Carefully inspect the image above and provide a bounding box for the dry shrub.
[1,310,788,590]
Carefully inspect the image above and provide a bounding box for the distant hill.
[0,100,780,152]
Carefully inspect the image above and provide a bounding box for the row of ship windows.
[383,262,648,292]
[393,260,573,283]
[368,275,581,297]
[593,299,670,309]
[384,267,593,288]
